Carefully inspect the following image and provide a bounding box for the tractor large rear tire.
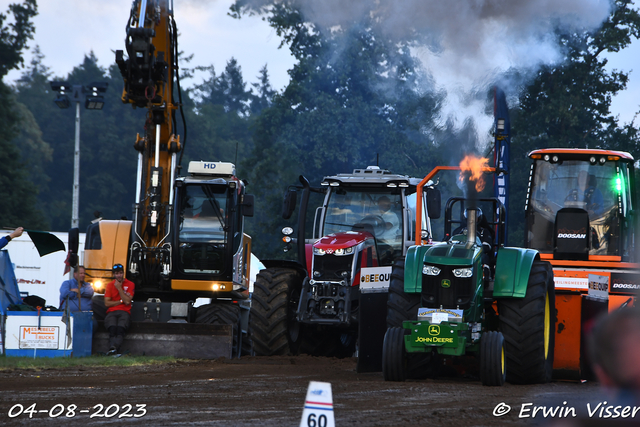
[195,302,242,358]
[382,327,407,381]
[387,257,420,328]
[498,260,555,384]
[250,267,303,356]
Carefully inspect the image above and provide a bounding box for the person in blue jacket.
[0,227,23,249]
[59,265,94,311]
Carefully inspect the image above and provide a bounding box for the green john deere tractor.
[383,168,555,386]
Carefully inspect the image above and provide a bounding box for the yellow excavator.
[76,0,254,358]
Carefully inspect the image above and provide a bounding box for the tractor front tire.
[480,331,506,386]
[499,260,555,384]
[250,268,302,356]
[382,327,408,381]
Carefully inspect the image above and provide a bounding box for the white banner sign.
[19,326,59,349]
[360,266,392,292]
[588,274,609,300]
[554,276,588,290]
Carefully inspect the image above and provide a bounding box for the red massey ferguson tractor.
[250,166,440,369]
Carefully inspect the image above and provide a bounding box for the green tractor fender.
[403,245,432,293]
[493,247,540,298]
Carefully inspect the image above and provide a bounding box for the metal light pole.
[72,93,81,229]
[50,81,108,230]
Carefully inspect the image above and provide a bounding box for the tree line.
[1,0,639,260]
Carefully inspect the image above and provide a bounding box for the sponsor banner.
[554,276,589,290]
[19,326,59,349]
[359,267,391,292]
[610,272,640,294]
[5,313,72,352]
[588,274,609,300]
[417,308,463,324]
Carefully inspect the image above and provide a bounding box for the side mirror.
[282,190,297,220]
[426,189,441,220]
[242,194,254,217]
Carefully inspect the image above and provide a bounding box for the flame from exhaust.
[459,155,490,192]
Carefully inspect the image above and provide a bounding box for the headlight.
[334,247,354,256]
[282,226,294,236]
[314,246,354,255]
[423,265,441,276]
[453,268,473,278]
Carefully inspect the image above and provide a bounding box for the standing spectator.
[103,264,135,355]
[59,266,94,312]
[0,227,23,250]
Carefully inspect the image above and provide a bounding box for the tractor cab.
[319,184,406,267]
[525,149,636,262]
[166,161,254,301]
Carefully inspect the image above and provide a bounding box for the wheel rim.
[501,344,505,375]
[544,293,550,359]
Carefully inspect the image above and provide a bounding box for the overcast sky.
[4,0,296,90]
[3,0,639,125]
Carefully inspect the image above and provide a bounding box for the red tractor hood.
[313,231,372,251]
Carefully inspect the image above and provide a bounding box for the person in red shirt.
[104,263,135,355]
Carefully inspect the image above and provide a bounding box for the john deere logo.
[428,325,440,335]
[441,279,451,288]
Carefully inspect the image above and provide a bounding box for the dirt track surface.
[0,355,616,426]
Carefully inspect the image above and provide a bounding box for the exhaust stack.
[465,178,479,249]
[459,154,488,249]
[466,207,477,249]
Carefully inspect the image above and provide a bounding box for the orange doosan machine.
[524,148,638,378]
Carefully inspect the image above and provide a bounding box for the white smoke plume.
[240,0,612,145]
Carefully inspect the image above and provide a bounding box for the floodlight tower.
[50,81,108,229]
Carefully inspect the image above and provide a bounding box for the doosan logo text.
[557,233,586,239]
[613,283,640,289]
